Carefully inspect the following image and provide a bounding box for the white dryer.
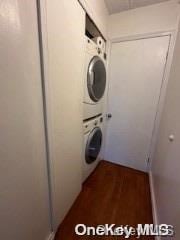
[83,37,107,120]
[83,115,104,182]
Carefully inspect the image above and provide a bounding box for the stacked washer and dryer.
[83,36,107,181]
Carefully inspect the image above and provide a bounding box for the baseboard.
[47,232,55,240]
[149,171,161,240]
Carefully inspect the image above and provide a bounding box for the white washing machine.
[83,115,104,182]
[83,37,107,120]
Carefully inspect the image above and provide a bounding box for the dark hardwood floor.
[55,160,154,239]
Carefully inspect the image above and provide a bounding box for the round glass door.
[85,127,102,164]
[87,56,106,102]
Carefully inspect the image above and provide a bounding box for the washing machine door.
[87,56,106,102]
[85,127,102,164]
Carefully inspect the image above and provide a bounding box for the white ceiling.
[104,0,170,14]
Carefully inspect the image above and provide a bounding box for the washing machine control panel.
[83,116,103,134]
[84,122,91,134]
[83,121,93,134]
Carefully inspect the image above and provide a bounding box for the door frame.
[103,30,178,171]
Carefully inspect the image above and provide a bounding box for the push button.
[94,120,98,126]
[97,48,101,54]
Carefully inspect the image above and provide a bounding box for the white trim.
[149,171,158,224]
[149,171,161,240]
[102,39,112,160]
[110,30,176,43]
[47,232,55,240]
[148,30,178,169]
[38,0,57,230]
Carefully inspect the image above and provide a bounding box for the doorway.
[105,36,170,171]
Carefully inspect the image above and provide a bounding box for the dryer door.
[85,127,102,164]
[87,56,106,102]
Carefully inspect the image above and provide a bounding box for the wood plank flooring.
[55,160,154,239]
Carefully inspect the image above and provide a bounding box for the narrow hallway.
[55,161,154,239]
[1,1,180,239]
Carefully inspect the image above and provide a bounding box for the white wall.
[151,24,180,239]
[79,0,108,38]
[0,1,51,239]
[108,0,180,39]
[40,0,85,230]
